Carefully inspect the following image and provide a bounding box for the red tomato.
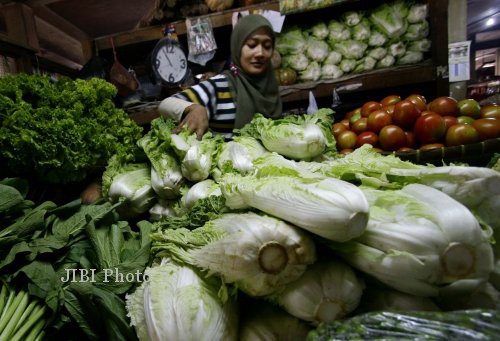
[384,104,396,116]
[445,124,479,146]
[480,105,500,120]
[380,95,401,107]
[456,116,475,125]
[457,99,481,118]
[442,115,458,131]
[420,143,445,151]
[406,94,427,111]
[350,113,362,125]
[393,100,421,129]
[413,113,446,144]
[397,147,415,152]
[337,130,357,150]
[356,131,379,148]
[428,96,459,116]
[379,125,406,151]
[351,117,368,134]
[344,111,355,120]
[332,122,348,137]
[405,131,417,148]
[367,109,392,132]
[472,118,500,141]
[340,119,350,129]
[361,101,383,117]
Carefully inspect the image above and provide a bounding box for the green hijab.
[225,14,282,129]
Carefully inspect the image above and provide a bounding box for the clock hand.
[163,48,173,67]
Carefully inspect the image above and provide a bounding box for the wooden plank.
[26,0,66,6]
[280,64,436,103]
[35,15,85,65]
[1,3,39,50]
[32,5,90,41]
[95,0,280,50]
[428,0,449,96]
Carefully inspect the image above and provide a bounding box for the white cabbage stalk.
[310,22,329,40]
[269,260,365,325]
[239,301,310,341]
[438,279,499,310]
[359,287,440,313]
[220,173,369,242]
[237,110,335,161]
[182,179,221,210]
[283,54,309,71]
[340,59,356,73]
[368,30,388,47]
[407,3,429,23]
[367,47,387,60]
[342,11,362,27]
[150,154,184,199]
[306,38,330,63]
[389,42,406,57]
[152,212,316,297]
[330,184,494,297]
[321,64,344,80]
[397,51,423,65]
[214,136,267,178]
[149,200,178,221]
[299,61,321,82]
[104,161,156,218]
[126,259,238,341]
[324,50,342,65]
[376,54,395,68]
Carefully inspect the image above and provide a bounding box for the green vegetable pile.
[0,74,142,184]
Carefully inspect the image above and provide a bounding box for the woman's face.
[240,27,273,76]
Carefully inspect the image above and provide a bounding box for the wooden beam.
[1,3,39,50]
[95,0,280,50]
[32,5,90,41]
[26,0,66,6]
[35,15,85,65]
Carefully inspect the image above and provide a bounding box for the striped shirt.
[173,74,236,138]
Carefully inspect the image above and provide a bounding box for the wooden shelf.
[95,1,280,51]
[279,62,436,103]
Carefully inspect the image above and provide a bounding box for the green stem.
[0,290,28,340]
[10,305,45,341]
[0,290,15,323]
[34,331,45,341]
[0,289,16,330]
[0,285,7,314]
[13,300,37,334]
[24,317,45,341]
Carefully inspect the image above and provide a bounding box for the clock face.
[152,39,188,85]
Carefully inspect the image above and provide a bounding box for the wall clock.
[151,37,188,86]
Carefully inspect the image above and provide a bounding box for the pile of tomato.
[333,94,500,154]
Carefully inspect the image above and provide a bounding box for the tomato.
[379,125,406,151]
[397,147,415,152]
[456,116,475,125]
[457,99,481,118]
[380,95,401,107]
[344,111,355,120]
[428,96,459,116]
[413,113,446,144]
[340,119,350,129]
[356,131,379,148]
[361,101,383,117]
[367,109,392,132]
[405,131,417,148]
[406,94,427,111]
[445,124,479,146]
[332,122,348,137]
[351,117,368,134]
[480,105,500,120]
[472,118,500,141]
[350,112,362,124]
[420,143,445,151]
[393,100,421,129]
[442,115,458,131]
[384,104,396,116]
[336,130,357,150]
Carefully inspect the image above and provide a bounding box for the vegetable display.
[275,0,430,85]
[0,74,142,184]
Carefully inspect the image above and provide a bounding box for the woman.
[158,14,282,139]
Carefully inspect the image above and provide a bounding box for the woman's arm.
[158,97,209,140]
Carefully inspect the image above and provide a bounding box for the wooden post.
[428,0,450,97]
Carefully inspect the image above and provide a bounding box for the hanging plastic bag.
[306,91,318,114]
[109,38,138,97]
[186,17,217,66]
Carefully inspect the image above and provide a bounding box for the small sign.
[448,41,471,82]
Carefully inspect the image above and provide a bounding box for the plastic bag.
[186,17,217,66]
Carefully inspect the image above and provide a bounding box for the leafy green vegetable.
[0,74,142,184]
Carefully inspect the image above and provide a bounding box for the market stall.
[0,0,500,340]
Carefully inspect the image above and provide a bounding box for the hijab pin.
[230,63,239,76]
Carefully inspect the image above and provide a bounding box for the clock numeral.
[166,44,174,53]
[168,73,175,83]
[155,59,160,68]
[180,59,186,69]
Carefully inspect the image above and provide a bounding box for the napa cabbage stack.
[328,184,494,297]
[151,212,316,296]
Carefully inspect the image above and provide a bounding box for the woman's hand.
[173,104,209,140]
